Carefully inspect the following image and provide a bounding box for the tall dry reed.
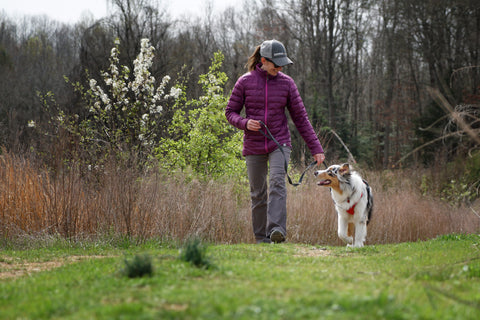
[1,151,479,246]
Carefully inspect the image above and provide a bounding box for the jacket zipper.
[264,76,268,153]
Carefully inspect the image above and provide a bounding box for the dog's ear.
[339,163,350,175]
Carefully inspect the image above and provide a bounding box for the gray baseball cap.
[260,39,293,67]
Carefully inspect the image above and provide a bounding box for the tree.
[0,15,78,151]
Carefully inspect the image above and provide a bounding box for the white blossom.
[111,47,118,58]
[208,86,221,95]
[141,38,151,49]
[27,120,36,128]
[89,79,97,89]
[101,93,110,105]
[149,105,163,114]
[208,74,219,85]
[169,87,182,99]
[162,75,171,84]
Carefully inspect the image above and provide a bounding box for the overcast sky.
[0,0,236,23]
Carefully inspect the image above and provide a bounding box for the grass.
[1,234,479,319]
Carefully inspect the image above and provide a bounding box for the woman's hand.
[313,153,325,166]
[246,119,261,131]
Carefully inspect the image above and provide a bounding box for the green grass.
[1,234,479,319]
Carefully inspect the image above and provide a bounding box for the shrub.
[121,254,154,278]
[179,237,212,269]
[155,51,245,180]
[421,151,480,204]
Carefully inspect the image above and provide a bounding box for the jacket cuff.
[240,118,249,131]
[310,145,324,155]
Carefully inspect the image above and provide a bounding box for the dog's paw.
[338,233,353,245]
[347,243,365,248]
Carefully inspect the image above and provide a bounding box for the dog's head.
[314,163,351,192]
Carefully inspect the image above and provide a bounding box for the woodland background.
[0,0,479,244]
[1,0,479,166]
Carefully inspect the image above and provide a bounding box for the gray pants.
[245,147,291,242]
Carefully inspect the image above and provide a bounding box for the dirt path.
[0,256,111,280]
[293,245,331,257]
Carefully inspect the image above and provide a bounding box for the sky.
[0,0,237,23]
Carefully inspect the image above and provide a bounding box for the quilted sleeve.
[225,77,249,130]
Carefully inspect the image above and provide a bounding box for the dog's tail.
[363,179,373,225]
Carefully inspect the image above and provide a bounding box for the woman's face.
[261,57,283,76]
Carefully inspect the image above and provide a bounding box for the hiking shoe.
[270,230,285,243]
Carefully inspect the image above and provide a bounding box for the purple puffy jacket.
[225,63,324,156]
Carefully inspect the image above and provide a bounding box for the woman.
[225,39,325,243]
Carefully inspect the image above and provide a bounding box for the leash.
[258,121,325,187]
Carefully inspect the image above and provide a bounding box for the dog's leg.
[338,215,353,245]
[347,223,355,238]
[353,221,367,248]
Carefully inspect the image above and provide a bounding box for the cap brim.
[272,56,293,67]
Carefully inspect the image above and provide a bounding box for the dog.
[314,163,373,247]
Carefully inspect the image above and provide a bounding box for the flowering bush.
[71,38,181,165]
[30,38,181,169]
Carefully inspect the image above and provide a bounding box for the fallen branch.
[328,129,357,164]
[427,87,480,146]
[470,206,480,220]
[394,131,465,167]
[396,88,480,166]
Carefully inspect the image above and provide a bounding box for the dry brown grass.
[1,151,479,246]
[0,152,252,244]
[0,153,51,236]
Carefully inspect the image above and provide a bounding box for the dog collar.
[346,193,363,215]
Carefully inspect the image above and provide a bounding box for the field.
[1,151,479,245]
[1,234,480,319]
[1,152,480,319]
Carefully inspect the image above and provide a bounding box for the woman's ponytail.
[246,45,262,71]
